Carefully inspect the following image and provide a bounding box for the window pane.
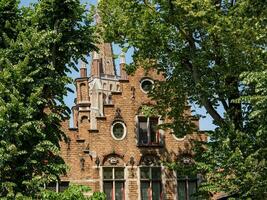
[141,80,153,92]
[59,181,69,192]
[152,167,161,180]
[189,180,197,200]
[178,180,186,200]
[103,168,113,179]
[46,182,57,192]
[150,118,158,143]
[152,181,161,200]
[115,181,124,200]
[115,168,124,179]
[113,123,124,139]
[139,118,148,145]
[104,182,113,200]
[141,181,150,200]
[140,167,150,179]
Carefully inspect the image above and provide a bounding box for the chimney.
[120,52,128,80]
[80,61,87,78]
[91,51,101,78]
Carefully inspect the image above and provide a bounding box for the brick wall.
[60,66,205,199]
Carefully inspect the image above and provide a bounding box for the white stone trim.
[110,121,127,140]
[172,133,187,141]
[140,78,154,94]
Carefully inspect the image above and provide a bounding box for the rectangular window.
[140,167,162,200]
[45,181,69,193]
[103,167,125,200]
[138,117,161,146]
[177,176,198,200]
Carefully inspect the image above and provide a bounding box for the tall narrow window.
[103,167,125,200]
[177,176,198,200]
[138,117,161,146]
[80,83,87,102]
[140,167,162,200]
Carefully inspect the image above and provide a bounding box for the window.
[140,167,162,200]
[177,176,198,200]
[103,167,125,200]
[45,181,69,192]
[111,122,127,140]
[138,117,161,146]
[140,78,154,93]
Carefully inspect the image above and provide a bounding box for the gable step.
[76,138,85,143]
[88,129,99,133]
[96,116,107,120]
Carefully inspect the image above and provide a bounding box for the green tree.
[41,185,106,200]
[98,0,266,198]
[0,0,95,198]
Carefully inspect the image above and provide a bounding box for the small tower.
[72,60,90,132]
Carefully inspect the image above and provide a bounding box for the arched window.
[80,83,87,102]
[116,84,120,91]
[103,93,107,105]
[80,116,88,123]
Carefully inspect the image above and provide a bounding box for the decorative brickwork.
[60,41,206,199]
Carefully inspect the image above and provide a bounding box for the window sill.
[137,143,164,148]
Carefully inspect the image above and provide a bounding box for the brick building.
[60,38,205,199]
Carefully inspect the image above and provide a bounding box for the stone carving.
[108,157,119,165]
[80,158,85,171]
[114,108,123,121]
[131,87,135,99]
[140,155,161,166]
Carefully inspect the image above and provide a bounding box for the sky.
[19,0,220,131]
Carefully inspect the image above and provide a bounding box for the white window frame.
[111,121,127,141]
[140,78,154,94]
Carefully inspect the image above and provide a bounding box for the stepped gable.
[60,7,206,198]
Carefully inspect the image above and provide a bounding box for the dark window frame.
[137,116,162,147]
[177,176,198,200]
[45,181,69,193]
[103,167,125,200]
[140,166,163,200]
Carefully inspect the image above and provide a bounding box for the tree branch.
[182,59,225,126]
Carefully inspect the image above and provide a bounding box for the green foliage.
[0,0,95,198]
[88,191,106,200]
[41,185,91,200]
[98,0,266,198]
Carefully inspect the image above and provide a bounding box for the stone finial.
[114,108,123,120]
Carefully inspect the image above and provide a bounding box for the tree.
[98,0,266,198]
[41,185,106,200]
[0,0,95,198]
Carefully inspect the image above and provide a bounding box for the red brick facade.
[60,42,205,200]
